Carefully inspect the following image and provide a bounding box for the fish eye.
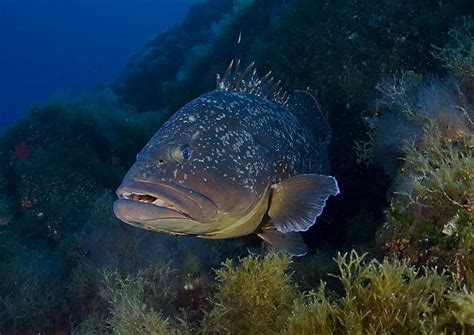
[171,144,192,163]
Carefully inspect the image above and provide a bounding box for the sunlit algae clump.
[199,251,473,334]
[77,265,187,335]
[103,271,178,335]
[203,253,298,334]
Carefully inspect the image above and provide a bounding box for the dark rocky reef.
[113,0,234,113]
[0,0,473,333]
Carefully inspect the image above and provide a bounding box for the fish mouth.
[113,179,217,224]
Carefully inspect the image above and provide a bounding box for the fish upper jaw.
[114,179,218,224]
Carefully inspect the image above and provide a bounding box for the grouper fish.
[113,60,340,256]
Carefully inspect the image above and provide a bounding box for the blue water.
[0,0,194,129]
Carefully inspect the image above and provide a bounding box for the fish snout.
[115,179,218,223]
[113,198,188,224]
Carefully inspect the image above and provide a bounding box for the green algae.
[202,252,473,334]
[435,17,474,91]
[285,251,472,334]
[373,73,473,289]
[203,253,297,335]
[101,266,186,335]
[0,93,166,332]
[70,251,474,334]
[361,18,474,289]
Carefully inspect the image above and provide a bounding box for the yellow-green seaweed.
[101,266,187,335]
[203,253,298,335]
[204,251,473,334]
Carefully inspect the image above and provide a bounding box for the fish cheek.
[189,129,273,215]
[223,163,273,215]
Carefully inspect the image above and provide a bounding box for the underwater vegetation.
[362,18,474,289]
[204,253,298,334]
[70,263,181,335]
[284,251,474,335]
[0,93,161,332]
[0,175,12,227]
[119,0,473,112]
[376,102,473,287]
[435,17,474,94]
[0,0,473,333]
[100,265,185,335]
[70,252,473,334]
[0,91,162,247]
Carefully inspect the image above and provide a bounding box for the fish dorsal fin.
[257,228,308,256]
[287,90,332,144]
[268,174,340,233]
[216,59,289,106]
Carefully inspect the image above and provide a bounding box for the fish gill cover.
[0,0,473,334]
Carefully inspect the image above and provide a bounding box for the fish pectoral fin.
[268,174,340,233]
[257,228,308,256]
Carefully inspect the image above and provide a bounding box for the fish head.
[114,93,273,237]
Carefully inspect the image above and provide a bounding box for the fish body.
[114,62,339,255]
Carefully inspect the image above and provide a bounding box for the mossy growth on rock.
[101,266,186,335]
[378,115,473,287]
[0,92,167,333]
[371,60,472,288]
[363,19,474,287]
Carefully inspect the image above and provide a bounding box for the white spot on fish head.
[191,131,200,140]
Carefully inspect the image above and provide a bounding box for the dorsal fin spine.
[223,59,234,81]
[216,59,290,106]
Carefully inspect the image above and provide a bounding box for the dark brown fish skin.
[114,89,330,238]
